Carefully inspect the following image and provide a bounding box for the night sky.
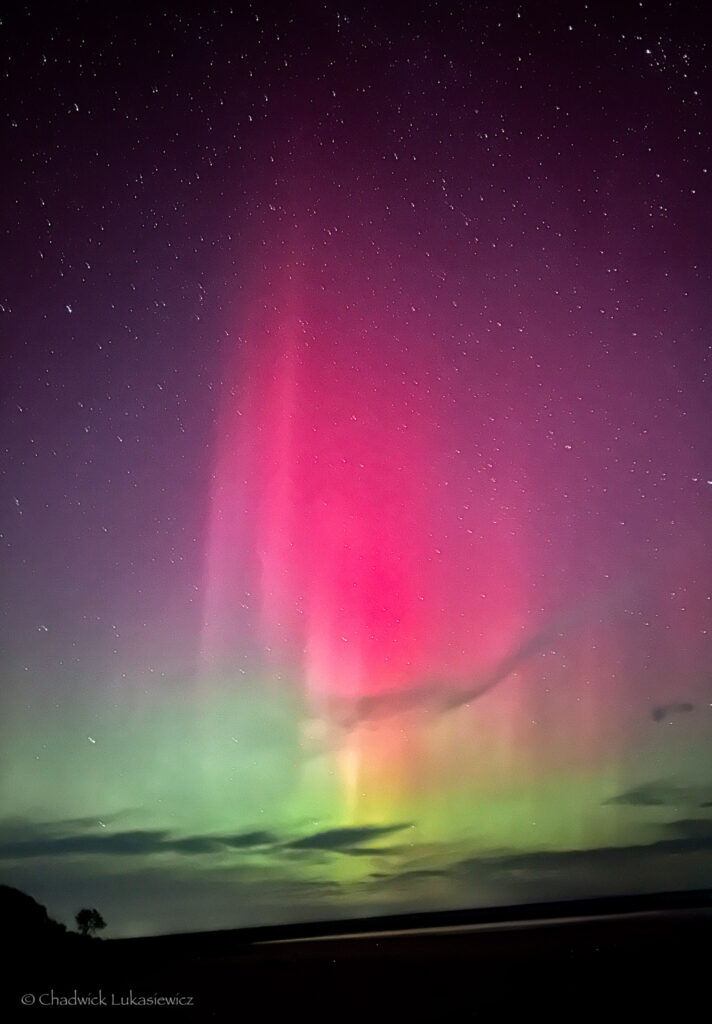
[1,0,711,938]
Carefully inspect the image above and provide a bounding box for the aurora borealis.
[1,1,711,938]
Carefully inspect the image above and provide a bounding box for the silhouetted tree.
[75,908,106,938]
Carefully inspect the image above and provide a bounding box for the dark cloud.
[354,824,712,898]
[0,819,279,861]
[651,702,695,722]
[663,818,712,842]
[331,591,642,728]
[363,815,712,894]
[393,869,449,880]
[285,824,412,851]
[329,844,413,857]
[332,626,557,727]
[602,780,705,807]
[363,866,451,889]
[453,829,712,883]
[0,829,171,859]
[167,837,224,855]
[223,831,276,849]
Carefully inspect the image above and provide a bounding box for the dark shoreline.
[6,889,711,1016]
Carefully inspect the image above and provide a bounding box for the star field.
[1,0,711,937]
